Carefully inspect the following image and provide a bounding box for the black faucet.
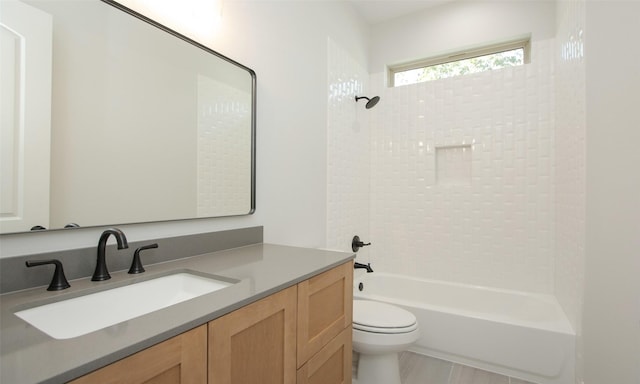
[92,228,129,281]
[354,262,374,273]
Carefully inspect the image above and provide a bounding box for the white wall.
[369,0,556,74]
[206,0,369,248]
[554,1,586,381]
[582,2,640,383]
[0,0,369,257]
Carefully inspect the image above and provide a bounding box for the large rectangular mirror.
[0,0,256,234]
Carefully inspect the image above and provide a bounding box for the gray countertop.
[0,243,355,384]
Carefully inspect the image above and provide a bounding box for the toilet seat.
[353,300,418,334]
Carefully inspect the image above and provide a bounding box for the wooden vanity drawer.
[297,326,352,384]
[296,261,353,367]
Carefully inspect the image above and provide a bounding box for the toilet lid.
[353,300,417,333]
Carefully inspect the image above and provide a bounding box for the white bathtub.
[353,272,575,384]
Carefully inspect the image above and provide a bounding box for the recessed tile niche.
[435,144,472,185]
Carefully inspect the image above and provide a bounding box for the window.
[388,37,530,87]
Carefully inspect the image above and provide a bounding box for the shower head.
[355,95,380,109]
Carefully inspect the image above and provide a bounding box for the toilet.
[352,300,420,384]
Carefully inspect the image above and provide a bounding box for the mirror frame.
[102,0,257,217]
[4,0,257,234]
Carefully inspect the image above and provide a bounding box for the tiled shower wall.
[554,0,586,379]
[368,40,556,293]
[326,38,371,258]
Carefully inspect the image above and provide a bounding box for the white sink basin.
[15,272,233,339]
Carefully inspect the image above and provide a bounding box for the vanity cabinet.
[209,261,353,384]
[69,262,352,384]
[208,285,297,384]
[68,325,207,384]
[297,261,353,367]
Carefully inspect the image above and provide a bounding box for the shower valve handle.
[352,235,371,252]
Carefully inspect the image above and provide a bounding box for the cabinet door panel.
[208,286,297,384]
[69,325,207,384]
[297,326,352,384]
[297,262,353,367]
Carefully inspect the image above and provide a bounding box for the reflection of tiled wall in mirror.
[197,75,251,217]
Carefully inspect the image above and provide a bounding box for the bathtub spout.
[354,262,374,273]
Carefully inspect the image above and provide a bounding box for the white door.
[0,0,52,233]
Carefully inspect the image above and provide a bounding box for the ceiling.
[347,0,453,25]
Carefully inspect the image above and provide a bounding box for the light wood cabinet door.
[208,285,297,384]
[297,326,352,384]
[297,261,353,367]
[69,325,207,384]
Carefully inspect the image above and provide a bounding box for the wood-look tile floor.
[353,351,537,384]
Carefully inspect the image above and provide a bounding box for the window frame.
[387,37,531,87]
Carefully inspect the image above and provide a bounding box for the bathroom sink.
[15,272,233,339]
